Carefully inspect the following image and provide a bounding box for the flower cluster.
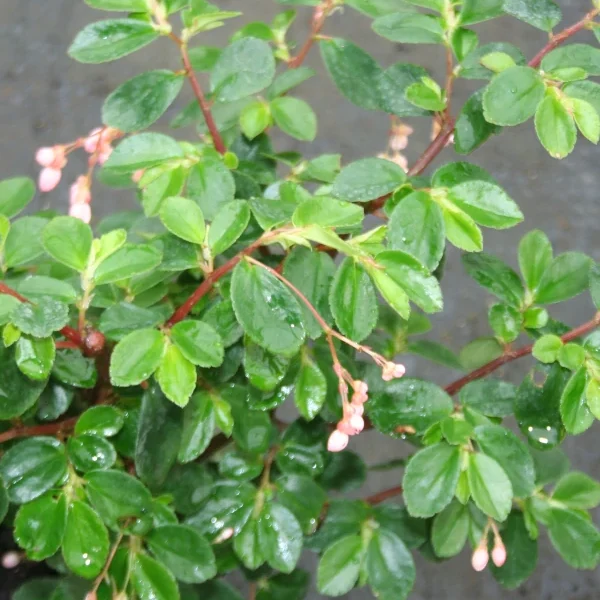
[471,523,507,572]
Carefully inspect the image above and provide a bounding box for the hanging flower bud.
[491,540,506,567]
[84,593,98,600]
[38,167,62,192]
[1,551,21,569]
[35,146,57,167]
[97,147,113,165]
[84,127,103,154]
[471,546,489,572]
[327,429,349,452]
[349,413,365,433]
[382,361,406,381]
[70,176,91,206]
[337,420,356,436]
[350,401,364,417]
[353,380,368,395]
[69,202,92,223]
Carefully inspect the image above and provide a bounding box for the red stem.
[364,485,403,505]
[444,312,600,396]
[288,1,333,69]
[178,40,226,155]
[0,416,78,445]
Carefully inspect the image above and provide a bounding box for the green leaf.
[547,508,600,569]
[0,294,20,325]
[14,493,67,560]
[518,229,553,292]
[532,334,562,363]
[239,100,271,140]
[405,81,445,111]
[85,469,152,527]
[244,340,290,392]
[85,0,148,10]
[459,379,516,417]
[75,406,124,437]
[455,90,502,154]
[104,133,183,172]
[234,517,264,570]
[211,37,275,102]
[560,367,594,435]
[375,250,443,313]
[207,200,251,255]
[553,471,600,509]
[136,385,183,489]
[378,63,431,117]
[0,344,46,418]
[317,535,363,597]
[157,343,197,407]
[267,66,315,99]
[276,474,326,534]
[441,204,482,251]
[462,253,524,307]
[319,450,366,492]
[557,342,585,370]
[490,512,538,589]
[259,503,303,573]
[332,158,406,203]
[103,70,183,133]
[187,159,236,221]
[449,181,523,229]
[367,376,453,436]
[480,51,517,73]
[366,529,416,600]
[407,340,462,369]
[330,258,378,342]
[94,243,162,284]
[68,19,159,63]
[535,252,591,304]
[0,177,35,218]
[179,391,215,463]
[0,437,67,504]
[67,434,116,472]
[295,354,327,420]
[132,553,181,600]
[159,196,206,245]
[14,276,77,304]
[231,259,305,356]
[11,297,69,339]
[110,328,165,387]
[15,336,55,380]
[489,303,521,343]
[564,80,600,115]
[62,501,109,578]
[293,197,363,229]
[431,500,469,557]
[271,97,317,141]
[468,453,512,521]
[483,66,545,126]
[42,216,93,272]
[283,247,335,339]
[459,0,504,25]
[460,43,526,80]
[388,191,445,271]
[147,524,216,583]
[403,443,461,518]
[320,38,383,111]
[4,216,46,268]
[474,425,535,497]
[372,12,444,44]
[541,44,600,76]
[534,94,576,159]
[566,99,598,148]
[503,0,561,31]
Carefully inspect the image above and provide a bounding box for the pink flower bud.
[84,128,103,153]
[97,147,113,165]
[69,202,92,223]
[471,547,489,572]
[390,134,409,152]
[491,542,506,567]
[35,146,56,167]
[353,380,368,395]
[337,420,356,436]
[349,414,364,433]
[132,169,145,183]
[38,167,62,192]
[214,527,235,543]
[69,176,91,206]
[351,391,368,404]
[391,153,408,172]
[2,551,21,569]
[350,401,364,417]
[327,429,349,452]
[382,362,406,381]
[84,593,98,600]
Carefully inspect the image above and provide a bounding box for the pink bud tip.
[38,167,62,192]
[471,547,489,572]
[85,592,98,600]
[69,202,92,223]
[2,551,21,569]
[97,147,113,165]
[132,169,145,183]
[382,362,406,381]
[84,128,103,153]
[35,147,56,167]
[349,414,364,433]
[327,429,349,452]
[492,544,506,567]
[390,135,409,152]
[214,526,235,543]
[353,380,368,395]
[337,420,356,436]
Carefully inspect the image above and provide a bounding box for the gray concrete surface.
[1,0,599,598]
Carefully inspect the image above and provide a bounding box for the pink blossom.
[350,402,364,417]
[69,202,92,223]
[471,547,489,572]
[327,429,349,452]
[97,147,113,165]
[84,127,103,153]
[35,147,57,167]
[38,167,62,192]
[1,551,21,569]
[491,542,506,567]
[69,176,91,206]
[337,420,356,436]
[349,414,365,433]
[382,362,406,381]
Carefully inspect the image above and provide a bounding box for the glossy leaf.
[132,553,181,600]
[560,367,594,435]
[535,252,591,304]
[207,200,251,255]
[0,177,35,218]
[179,391,215,463]
[156,343,197,407]
[110,328,165,387]
[468,452,512,521]
[159,196,206,244]
[431,500,469,558]
[317,535,363,596]
[93,243,162,284]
